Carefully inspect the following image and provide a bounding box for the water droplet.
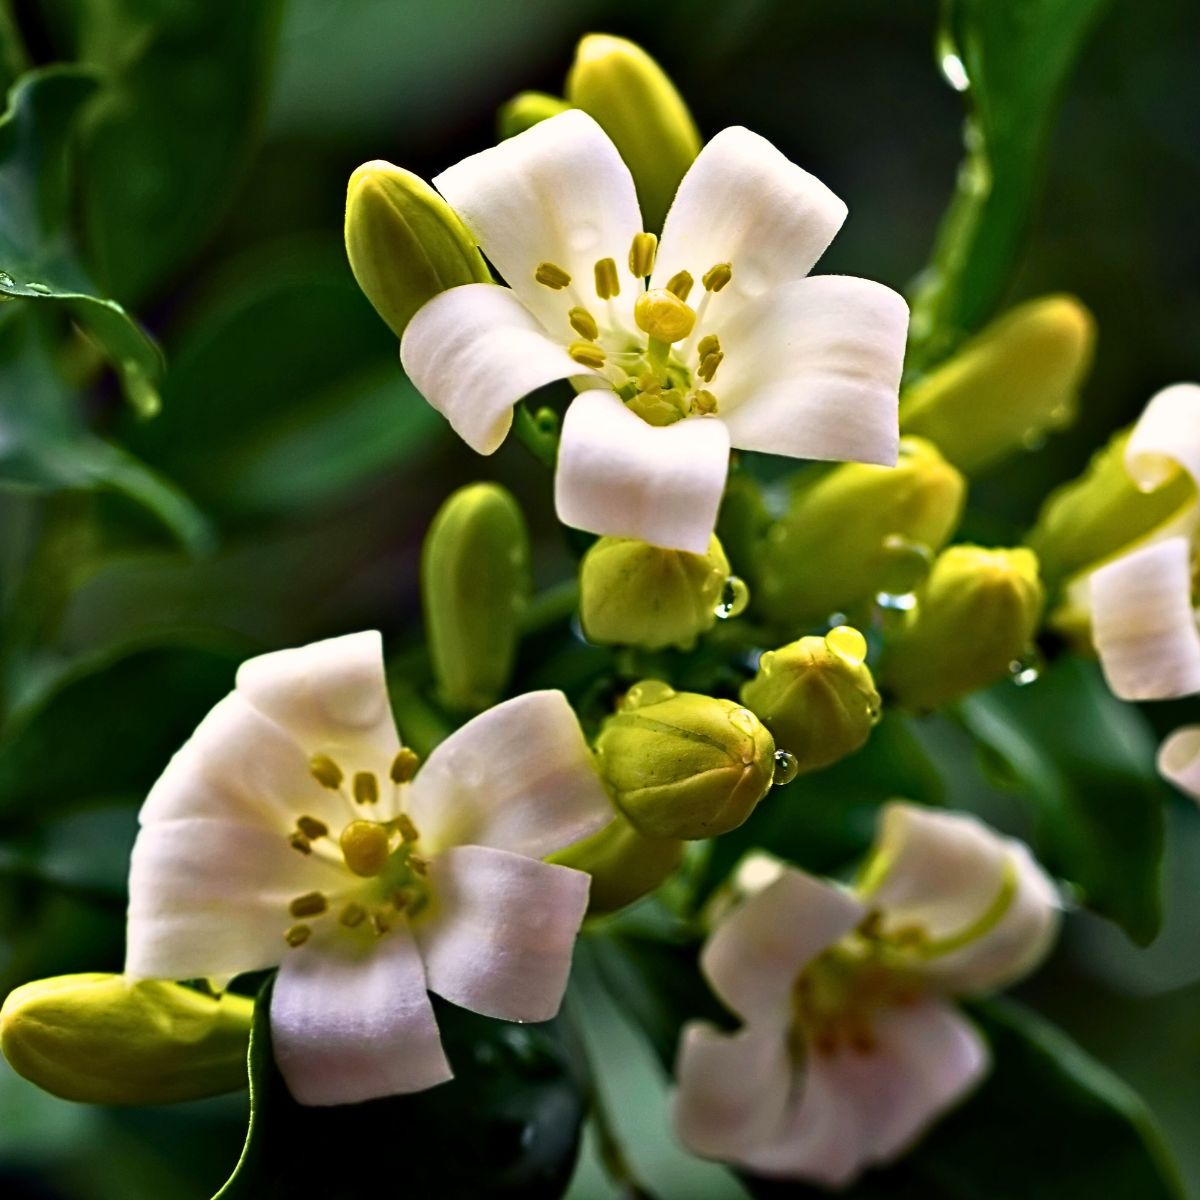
[880,534,933,593]
[1009,649,1042,687]
[25,281,51,294]
[825,625,867,667]
[0,270,13,287]
[622,679,675,709]
[826,612,849,630]
[714,575,749,619]
[875,589,918,613]
[773,749,799,786]
[940,51,970,91]
[727,706,759,736]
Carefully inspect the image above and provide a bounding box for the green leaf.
[959,655,1165,944]
[908,0,1111,367]
[0,67,165,415]
[0,800,136,894]
[217,981,586,1200]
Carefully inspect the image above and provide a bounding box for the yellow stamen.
[340,820,391,877]
[390,748,421,784]
[289,833,312,856]
[698,351,724,382]
[628,232,657,277]
[569,340,606,369]
[396,813,420,843]
[289,891,328,918]
[408,854,429,877]
[702,262,733,292]
[309,754,343,789]
[535,261,571,289]
[691,389,718,415]
[568,306,599,341]
[296,816,328,841]
[594,257,620,300]
[392,889,413,911]
[665,270,694,302]
[353,772,379,805]
[339,902,367,928]
[634,289,696,344]
[284,924,312,948]
[371,911,392,937]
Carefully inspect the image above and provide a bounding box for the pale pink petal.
[1125,383,1200,493]
[1159,727,1200,800]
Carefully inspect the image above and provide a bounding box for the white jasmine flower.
[400,110,908,553]
[124,632,611,1106]
[673,803,1059,1188]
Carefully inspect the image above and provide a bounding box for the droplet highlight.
[773,749,799,786]
[715,575,750,619]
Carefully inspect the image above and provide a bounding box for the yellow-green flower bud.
[345,160,491,339]
[901,295,1095,474]
[0,974,252,1105]
[422,483,531,713]
[741,626,881,774]
[757,438,966,631]
[579,535,731,651]
[595,682,775,839]
[882,546,1045,711]
[497,91,571,139]
[566,34,700,231]
[1026,428,1196,592]
[549,814,684,915]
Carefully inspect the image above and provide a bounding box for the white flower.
[400,110,908,554]
[124,632,611,1106]
[672,803,1059,1188]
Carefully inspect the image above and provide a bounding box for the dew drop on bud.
[727,705,759,735]
[1008,648,1042,687]
[714,575,750,619]
[622,679,676,709]
[773,749,799,786]
[825,624,867,667]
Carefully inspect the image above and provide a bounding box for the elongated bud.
[566,34,700,231]
[580,534,731,650]
[596,682,775,839]
[549,814,684,915]
[497,90,571,139]
[0,974,252,1105]
[741,626,881,774]
[345,160,491,339]
[901,295,1095,474]
[422,483,531,713]
[757,438,966,631]
[882,546,1044,711]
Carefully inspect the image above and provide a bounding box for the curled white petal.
[407,690,612,859]
[653,126,846,303]
[401,284,594,454]
[415,844,589,1023]
[715,274,906,466]
[1125,383,1200,494]
[1159,726,1200,800]
[271,929,451,1105]
[555,390,730,554]
[1091,538,1200,700]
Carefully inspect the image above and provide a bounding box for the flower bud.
[566,34,700,231]
[881,546,1045,711]
[497,91,571,139]
[0,974,253,1105]
[579,534,730,651]
[741,626,882,774]
[549,814,684,915]
[595,682,775,839]
[345,160,491,339]
[757,438,966,630]
[901,295,1095,474]
[422,483,531,713]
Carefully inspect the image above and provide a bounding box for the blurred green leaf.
[218,982,586,1200]
[959,656,1165,944]
[0,67,164,415]
[0,3,24,94]
[0,801,136,894]
[908,0,1111,367]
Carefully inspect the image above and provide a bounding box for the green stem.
[520,578,579,635]
[512,402,559,469]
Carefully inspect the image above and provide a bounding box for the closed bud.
[901,295,1095,474]
[882,546,1044,711]
[580,534,730,650]
[345,160,490,339]
[757,438,966,631]
[497,90,571,139]
[596,682,775,839]
[566,34,700,231]
[0,974,252,1105]
[741,626,881,774]
[422,483,531,713]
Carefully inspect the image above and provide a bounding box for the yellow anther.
[637,374,663,395]
[352,772,379,805]
[296,816,328,841]
[568,306,600,341]
[702,262,733,292]
[569,340,606,369]
[665,270,694,302]
[408,854,430,877]
[594,257,620,300]
[392,889,413,911]
[697,334,721,359]
[691,389,718,415]
[390,748,421,784]
[698,351,724,382]
[340,820,391,877]
[634,289,696,343]
[339,902,367,928]
[629,232,657,277]
[309,754,343,790]
[284,924,312,948]
[289,891,328,919]
[371,911,393,937]
[396,813,420,843]
[535,261,571,289]
[289,833,312,856]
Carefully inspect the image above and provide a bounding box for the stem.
[512,402,559,469]
[519,578,579,635]
[388,677,453,756]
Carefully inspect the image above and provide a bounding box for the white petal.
[1125,383,1200,493]
[235,631,401,791]
[271,928,451,1105]
[702,868,865,1023]
[125,817,345,981]
[672,1020,793,1161]
[555,390,730,553]
[406,690,612,858]
[434,109,643,332]
[400,284,596,454]
[415,844,589,1023]
[743,1001,987,1185]
[713,275,906,466]
[1159,726,1200,800]
[653,126,846,303]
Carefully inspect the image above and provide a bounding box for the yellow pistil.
[634,289,696,344]
[352,772,379,805]
[569,340,606,369]
[340,820,392,877]
[594,257,620,300]
[535,261,571,289]
[568,306,600,341]
[296,815,328,841]
[390,748,421,784]
[284,924,312,948]
[702,262,733,292]
[309,754,343,790]
[628,232,657,277]
[289,891,328,918]
[665,270,694,302]
[396,813,420,843]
